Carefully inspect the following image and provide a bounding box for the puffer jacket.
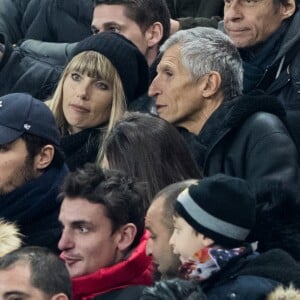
[23,0,93,42]
[0,0,31,43]
[179,94,300,185]
[0,33,63,100]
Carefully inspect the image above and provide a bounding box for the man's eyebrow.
[4,291,30,299]
[58,219,92,227]
[70,220,93,228]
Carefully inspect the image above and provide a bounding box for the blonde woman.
[48,32,148,170]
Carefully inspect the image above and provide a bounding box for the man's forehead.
[59,198,104,218]
[93,4,132,25]
[159,45,182,67]
[146,196,165,221]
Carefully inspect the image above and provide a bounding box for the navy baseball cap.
[0,93,60,146]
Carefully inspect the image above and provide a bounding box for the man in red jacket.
[58,164,153,300]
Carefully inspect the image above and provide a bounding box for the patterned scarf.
[179,247,246,281]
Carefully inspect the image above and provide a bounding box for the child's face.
[169,215,208,263]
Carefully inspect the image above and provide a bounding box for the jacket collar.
[72,231,153,300]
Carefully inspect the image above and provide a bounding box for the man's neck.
[145,46,159,67]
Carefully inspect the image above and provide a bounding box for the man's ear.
[51,293,69,300]
[116,223,137,252]
[280,0,296,20]
[145,22,163,48]
[34,145,55,171]
[201,71,222,98]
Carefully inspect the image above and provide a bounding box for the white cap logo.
[0,100,2,107]
[24,123,31,130]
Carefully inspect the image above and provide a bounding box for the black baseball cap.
[0,93,60,146]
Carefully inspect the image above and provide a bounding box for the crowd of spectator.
[0,0,300,299]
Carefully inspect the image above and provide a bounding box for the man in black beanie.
[71,32,149,104]
[169,174,300,299]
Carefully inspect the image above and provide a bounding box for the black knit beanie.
[175,174,256,248]
[71,32,149,103]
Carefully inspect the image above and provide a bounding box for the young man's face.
[0,262,49,300]
[0,138,37,195]
[169,216,207,263]
[58,198,122,278]
[224,0,295,48]
[145,196,181,278]
[92,4,148,55]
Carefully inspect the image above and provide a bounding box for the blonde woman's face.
[62,71,113,134]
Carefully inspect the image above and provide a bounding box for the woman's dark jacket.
[0,164,68,253]
[179,94,300,185]
[203,249,300,300]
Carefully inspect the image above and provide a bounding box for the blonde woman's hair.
[48,51,127,162]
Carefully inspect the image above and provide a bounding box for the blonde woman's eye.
[71,73,81,81]
[95,81,109,90]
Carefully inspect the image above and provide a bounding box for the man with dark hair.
[145,180,197,279]
[58,164,153,299]
[0,246,71,300]
[92,0,170,66]
[0,93,68,252]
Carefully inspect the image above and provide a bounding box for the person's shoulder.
[207,274,279,300]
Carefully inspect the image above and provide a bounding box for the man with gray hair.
[149,27,299,185]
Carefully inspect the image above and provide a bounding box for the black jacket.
[166,0,223,29]
[0,33,63,100]
[24,0,93,42]
[180,94,300,185]
[93,286,146,300]
[254,10,300,107]
[0,0,31,43]
[203,248,300,300]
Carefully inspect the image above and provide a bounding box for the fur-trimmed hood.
[0,219,22,257]
[267,285,300,300]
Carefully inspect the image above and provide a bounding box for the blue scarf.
[0,164,68,252]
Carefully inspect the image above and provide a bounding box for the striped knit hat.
[175,174,256,248]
